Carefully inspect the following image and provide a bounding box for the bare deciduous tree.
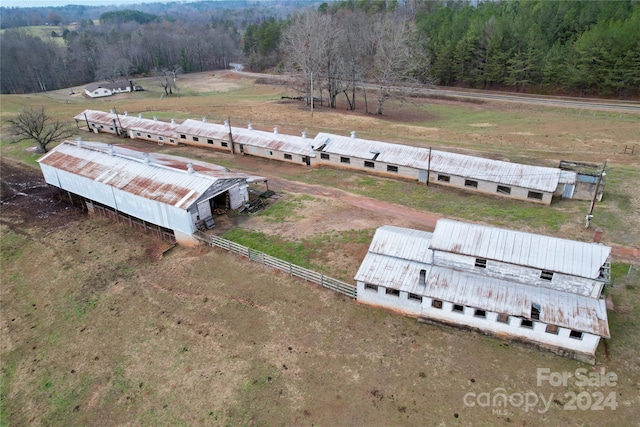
[7,107,75,153]
[371,17,427,115]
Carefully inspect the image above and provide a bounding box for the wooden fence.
[208,235,356,298]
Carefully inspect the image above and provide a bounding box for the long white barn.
[72,109,581,205]
[38,140,262,245]
[355,220,611,363]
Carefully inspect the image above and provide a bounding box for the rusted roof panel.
[430,219,611,279]
[427,266,610,337]
[38,141,246,209]
[314,132,561,192]
[125,116,180,136]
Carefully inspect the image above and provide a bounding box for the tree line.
[2,0,638,102]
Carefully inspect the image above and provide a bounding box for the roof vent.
[138,113,142,118]
[202,117,207,123]
[108,144,115,156]
[248,123,253,130]
[110,108,115,114]
[144,153,150,164]
[224,119,229,127]
[171,118,175,124]
[124,111,128,116]
[187,163,194,174]
[76,136,82,148]
[153,116,158,121]
[351,131,356,139]
[302,131,307,139]
[273,126,278,135]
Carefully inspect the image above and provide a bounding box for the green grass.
[259,194,315,223]
[287,167,570,232]
[223,228,317,269]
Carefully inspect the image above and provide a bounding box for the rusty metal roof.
[38,141,252,209]
[430,219,611,279]
[232,126,316,157]
[314,132,562,192]
[427,266,610,337]
[174,119,231,140]
[75,109,179,136]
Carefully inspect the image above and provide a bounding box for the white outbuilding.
[355,220,611,363]
[38,140,262,245]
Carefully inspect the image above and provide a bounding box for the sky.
[1,0,170,7]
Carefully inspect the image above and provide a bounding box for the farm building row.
[38,140,264,246]
[74,109,604,205]
[355,220,612,363]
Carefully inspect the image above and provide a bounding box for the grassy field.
[1,72,639,425]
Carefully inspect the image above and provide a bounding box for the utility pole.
[426,147,432,186]
[585,160,607,229]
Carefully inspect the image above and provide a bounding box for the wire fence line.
[203,234,356,298]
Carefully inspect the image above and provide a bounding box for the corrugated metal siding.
[427,266,610,337]
[355,254,429,294]
[430,219,611,279]
[314,132,561,192]
[37,141,250,212]
[367,225,433,263]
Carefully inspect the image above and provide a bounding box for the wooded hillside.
[1,0,638,99]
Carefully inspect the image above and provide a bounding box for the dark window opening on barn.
[545,324,559,335]
[475,258,487,268]
[540,270,554,281]
[169,139,175,143]
[284,154,293,160]
[569,330,583,340]
[207,139,214,144]
[465,179,478,188]
[192,136,199,142]
[531,304,541,320]
[221,142,228,147]
[497,185,511,195]
[474,309,486,318]
[520,319,534,329]
[99,125,104,128]
[91,124,96,127]
[528,191,543,200]
[408,293,422,302]
[364,161,375,168]
[497,313,509,324]
[180,134,186,139]
[340,156,350,164]
[158,137,163,141]
[385,288,400,297]
[109,127,114,131]
[437,174,450,182]
[419,269,426,287]
[364,283,378,292]
[321,153,330,160]
[387,165,398,173]
[136,132,141,136]
[147,134,151,139]
[432,299,443,309]
[268,151,273,156]
[452,304,464,313]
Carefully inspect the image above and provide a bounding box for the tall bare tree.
[7,107,75,153]
[281,10,330,106]
[371,17,428,115]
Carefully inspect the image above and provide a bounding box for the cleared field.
[1,72,639,425]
